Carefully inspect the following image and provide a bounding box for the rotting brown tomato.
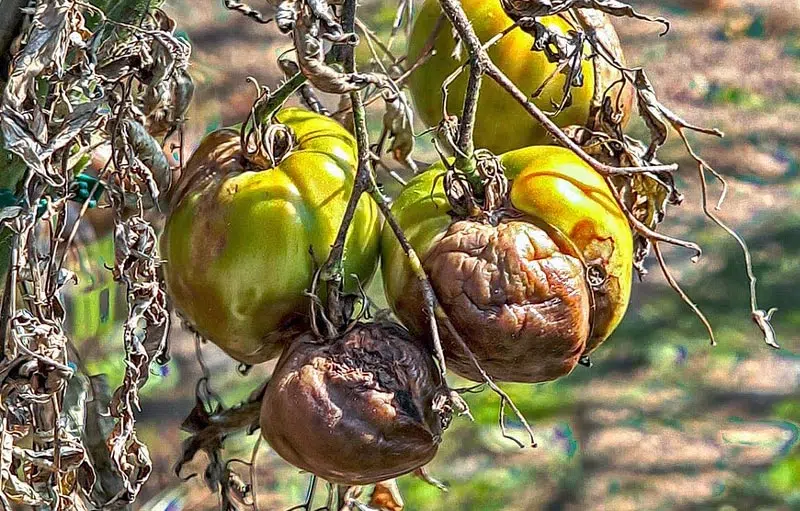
[382,147,634,384]
[259,321,451,486]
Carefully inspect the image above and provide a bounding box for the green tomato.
[382,146,633,382]
[407,0,632,155]
[161,108,382,364]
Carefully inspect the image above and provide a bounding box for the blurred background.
[62,0,800,509]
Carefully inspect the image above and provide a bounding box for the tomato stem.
[320,0,371,329]
[438,0,485,198]
[255,71,308,125]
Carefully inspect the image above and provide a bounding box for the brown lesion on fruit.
[566,217,623,353]
[418,218,590,383]
[167,129,246,211]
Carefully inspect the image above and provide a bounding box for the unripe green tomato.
[382,146,633,382]
[161,108,382,364]
[407,0,633,154]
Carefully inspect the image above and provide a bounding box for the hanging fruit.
[161,108,382,364]
[382,146,633,383]
[407,0,634,154]
[260,321,451,485]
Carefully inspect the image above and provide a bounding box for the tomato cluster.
[157,2,636,489]
[408,0,634,154]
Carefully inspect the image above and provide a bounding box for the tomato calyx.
[239,85,297,170]
[441,149,512,224]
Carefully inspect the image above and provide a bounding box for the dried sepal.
[370,480,405,511]
[381,91,417,171]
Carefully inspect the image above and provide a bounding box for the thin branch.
[653,242,716,346]
[319,0,374,329]
[369,188,448,374]
[437,0,677,177]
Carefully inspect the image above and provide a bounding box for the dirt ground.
[77,1,800,509]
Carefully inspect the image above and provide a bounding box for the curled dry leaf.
[174,376,266,506]
[382,91,417,171]
[1,1,85,187]
[0,0,188,507]
[370,480,405,511]
[499,0,669,33]
[279,58,329,114]
[120,119,172,209]
[289,0,391,94]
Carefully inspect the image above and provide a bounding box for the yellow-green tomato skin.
[502,147,633,351]
[382,146,633,356]
[162,108,382,364]
[407,0,595,154]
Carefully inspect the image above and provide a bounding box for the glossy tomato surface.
[162,108,382,364]
[407,0,596,154]
[382,146,633,369]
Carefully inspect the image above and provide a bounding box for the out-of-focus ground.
[65,0,800,509]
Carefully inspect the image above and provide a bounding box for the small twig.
[439,314,536,448]
[653,242,717,346]
[606,177,703,260]
[369,188,447,375]
[682,133,779,348]
[223,0,271,24]
[258,72,309,124]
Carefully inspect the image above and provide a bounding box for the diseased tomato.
[260,321,450,485]
[161,108,382,364]
[381,146,633,383]
[407,0,633,154]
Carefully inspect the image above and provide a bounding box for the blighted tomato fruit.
[161,108,382,364]
[407,0,634,154]
[382,146,634,383]
[260,321,450,485]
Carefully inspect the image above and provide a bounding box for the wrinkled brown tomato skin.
[260,323,447,485]
[398,219,590,383]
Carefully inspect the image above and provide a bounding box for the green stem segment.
[320,0,369,329]
[256,72,308,125]
[439,0,485,198]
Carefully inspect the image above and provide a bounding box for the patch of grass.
[705,83,765,109]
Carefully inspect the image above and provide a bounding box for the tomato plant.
[0,0,780,507]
